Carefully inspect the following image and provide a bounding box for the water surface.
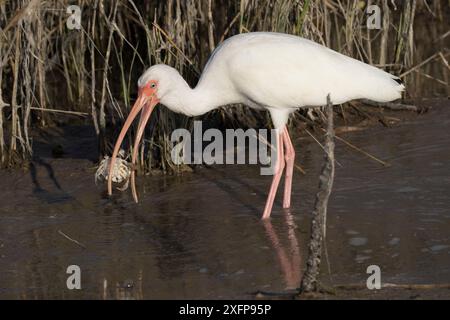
[1,100,449,299]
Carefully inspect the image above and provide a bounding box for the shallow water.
[1,100,450,299]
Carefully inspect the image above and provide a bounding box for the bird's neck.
[160,76,233,117]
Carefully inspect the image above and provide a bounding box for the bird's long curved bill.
[107,94,157,198]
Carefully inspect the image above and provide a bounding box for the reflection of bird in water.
[107,32,404,219]
[263,209,302,289]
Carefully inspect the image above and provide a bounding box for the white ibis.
[107,32,405,219]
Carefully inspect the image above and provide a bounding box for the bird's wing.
[201,33,404,109]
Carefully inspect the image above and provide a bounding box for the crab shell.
[95,156,131,184]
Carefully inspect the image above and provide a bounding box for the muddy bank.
[0,99,449,299]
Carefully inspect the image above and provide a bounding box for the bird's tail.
[363,71,405,103]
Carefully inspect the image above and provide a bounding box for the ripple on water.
[349,237,368,247]
[396,187,420,193]
[430,244,450,252]
[388,238,400,246]
[355,255,371,263]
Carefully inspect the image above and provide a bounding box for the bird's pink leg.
[262,131,285,220]
[282,128,295,209]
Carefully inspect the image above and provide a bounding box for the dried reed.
[0,0,448,171]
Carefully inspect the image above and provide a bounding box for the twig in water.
[58,230,87,249]
[305,129,342,167]
[298,112,387,167]
[333,134,390,167]
[299,94,335,294]
[294,164,306,175]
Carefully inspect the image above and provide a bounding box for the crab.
[95,149,131,191]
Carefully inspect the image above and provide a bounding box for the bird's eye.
[150,83,156,88]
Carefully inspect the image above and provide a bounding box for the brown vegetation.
[0,0,448,171]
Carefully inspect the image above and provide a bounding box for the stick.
[2,0,39,35]
[219,12,241,43]
[294,164,306,175]
[255,282,450,299]
[152,22,199,74]
[29,107,89,116]
[58,230,87,249]
[305,129,342,167]
[300,94,335,293]
[414,69,448,86]
[335,283,450,290]
[439,52,450,72]
[360,99,419,112]
[399,51,449,78]
[3,105,89,116]
[333,134,390,167]
[297,112,388,167]
[207,0,215,52]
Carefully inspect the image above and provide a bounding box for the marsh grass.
[0,0,448,172]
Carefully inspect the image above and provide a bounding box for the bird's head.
[107,64,180,196]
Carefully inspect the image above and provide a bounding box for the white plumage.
[109,32,405,219]
[139,32,404,128]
